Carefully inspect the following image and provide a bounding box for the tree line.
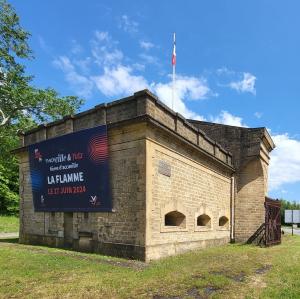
[0,0,83,214]
[280,199,300,225]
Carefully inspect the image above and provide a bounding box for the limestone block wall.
[145,129,232,261]
[136,90,233,167]
[19,119,147,259]
[17,89,235,260]
[234,158,267,242]
[188,121,275,243]
[19,151,49,238]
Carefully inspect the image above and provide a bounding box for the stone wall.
[145,141,232,260]
[19,121,147,259]
[21,90,233,168]
[16,89,236,260]
[234,158,267,242]
[188,121,275,243]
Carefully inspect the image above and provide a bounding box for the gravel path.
[282,227,300,236]
[0,232,19,238]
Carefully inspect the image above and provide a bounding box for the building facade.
[15,89,275,261]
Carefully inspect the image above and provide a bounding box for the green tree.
[0,0,84,214]
[280,199,300,225]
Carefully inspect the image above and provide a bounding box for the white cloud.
[37,35,52,54]
[132,63,145,71]
[53,31,213,122]
[92,65,148,97]
[91,64,209,120]
[269,134,300,191]
[174,75,212,100]
[119,15,139,34]
[91,62,210,119]
[73,57,92,74]
[216,67,235,76]
[139,53,159,65]
[70,39,83,55]
[94,47,123,66]
[151,75,211,120]
[91,31,123,67]
[94,31,110,42]
[217,68,257,95]
[229,72,256,95]
[139,40,154,50]
[211,111,247,127]
[254,111,263,119]
[53,56,93,98]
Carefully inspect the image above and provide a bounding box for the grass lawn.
[0,235,299,298]
[0,215,19,233]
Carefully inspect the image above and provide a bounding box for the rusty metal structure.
[265,197,281,246]
[247,197,281,246]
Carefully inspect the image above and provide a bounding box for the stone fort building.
[15,89,275,261]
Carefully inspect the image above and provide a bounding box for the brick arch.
[219,216,229,227]
[194,205,214,230]
[197,214,211,227]
[160,200,188,230]
[164,211,186,227]
[217,209,230,228]
[160,200,188,218]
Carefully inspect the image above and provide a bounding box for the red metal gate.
[265,197,281,246]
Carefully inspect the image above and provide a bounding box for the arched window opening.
[219,216,229,227]
[197,214,211,227]
[164,211,186,227]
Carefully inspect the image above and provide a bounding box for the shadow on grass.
[0,238,19,243]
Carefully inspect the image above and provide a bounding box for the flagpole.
[172,32,176,110]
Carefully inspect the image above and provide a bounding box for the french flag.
[172,33,176,66]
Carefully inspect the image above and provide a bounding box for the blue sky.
[10,0,300,202]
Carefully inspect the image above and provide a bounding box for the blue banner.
[28,125,112,212]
